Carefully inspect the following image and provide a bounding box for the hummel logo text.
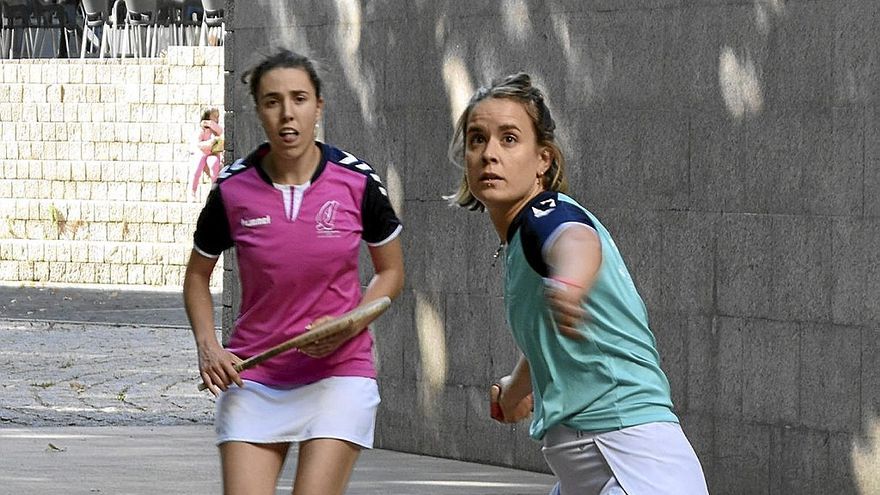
[241,215,271,227]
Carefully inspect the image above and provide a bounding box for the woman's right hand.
[197,341,244,397]
[490,375,533,423]
[543,278,588,340]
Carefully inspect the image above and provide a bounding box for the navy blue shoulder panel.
[193,144,270,256]
[215,143,268,184]
[509,192,595,277]
[320,143,402,245]
[321,142,380,181]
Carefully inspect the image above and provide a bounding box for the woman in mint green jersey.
[448,72,708,495]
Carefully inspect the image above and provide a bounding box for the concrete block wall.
[227,2,880,492]
[0,46,225,290]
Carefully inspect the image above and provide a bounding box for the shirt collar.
[248,141,328,185]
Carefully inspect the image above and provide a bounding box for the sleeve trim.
[366,224,402,247]
[193,244,222,259]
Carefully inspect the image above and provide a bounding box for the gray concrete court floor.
[0,285,205,326]
[0,425,556,494]
[0,286,556,494]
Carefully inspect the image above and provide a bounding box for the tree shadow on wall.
[229,2,877,489]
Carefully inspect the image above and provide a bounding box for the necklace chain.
[491,242,504,267]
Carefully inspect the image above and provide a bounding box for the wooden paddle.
[198,297,391,391]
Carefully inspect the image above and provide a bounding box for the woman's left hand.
[299,316,359,358]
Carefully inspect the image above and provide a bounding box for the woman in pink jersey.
[183,50,404,495]
[189,107,224,200]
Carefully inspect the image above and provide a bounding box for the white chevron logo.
[532,206,554,218]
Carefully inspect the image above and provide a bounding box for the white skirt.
[542,422,708,495]
[214,376,380,449]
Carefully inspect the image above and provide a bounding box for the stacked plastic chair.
[34,0,80,57]
[161,0,201,48]
[0,0,34,58]
[121,0,157,57]
[198,0,221,46]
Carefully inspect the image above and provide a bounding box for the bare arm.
[201,120,223,136]
[362,236,405,308]
[491,355,534,423]
[544,225,602,339]
[183,249,242,395]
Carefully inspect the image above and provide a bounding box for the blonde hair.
[447,72,568,211]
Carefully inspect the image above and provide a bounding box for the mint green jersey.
[504,192,678,439]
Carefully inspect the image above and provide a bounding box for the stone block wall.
[0,46,224,290]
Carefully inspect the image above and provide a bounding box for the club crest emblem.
[316,200,341,237]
